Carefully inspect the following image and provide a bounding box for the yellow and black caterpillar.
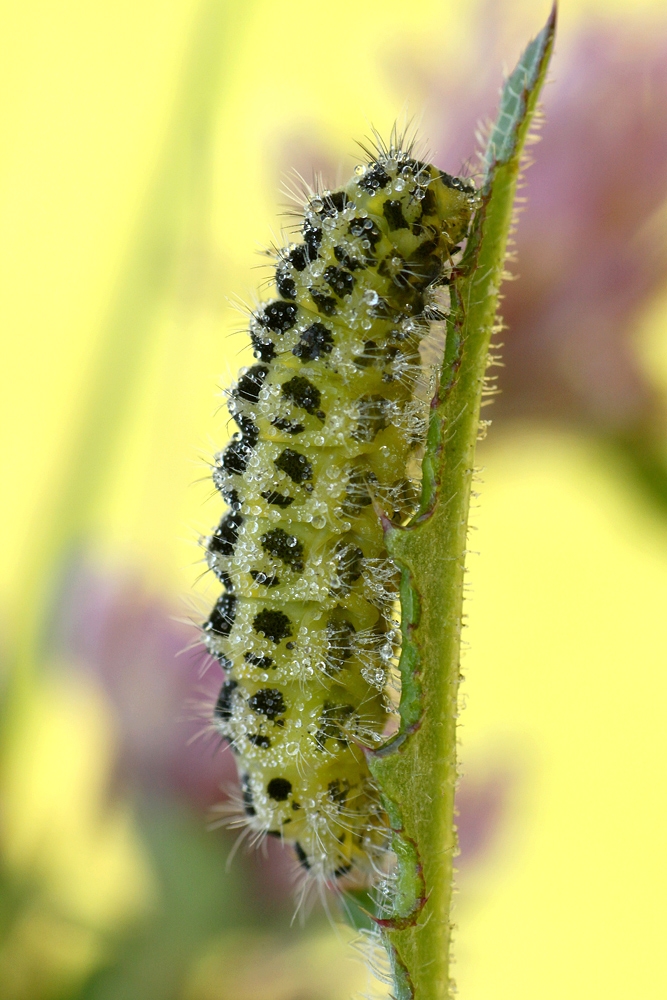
[203,140,476,886]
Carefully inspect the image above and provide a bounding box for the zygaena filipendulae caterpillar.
[202,135,476,888]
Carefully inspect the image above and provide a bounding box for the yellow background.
[2,1,667,997]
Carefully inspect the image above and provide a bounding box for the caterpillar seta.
[202,132,477,891]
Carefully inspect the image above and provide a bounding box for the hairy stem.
[368,10,556,998]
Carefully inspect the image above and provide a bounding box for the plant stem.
[368,10,556,998]
[1,0,252,731]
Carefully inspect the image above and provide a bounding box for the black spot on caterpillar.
[205,592,237,638]
[203,134,477,887]
[252,609,293,644]
[280,376,323,417]
[208,511,243,558]
[267,777,292,801]
[248,687,286,721]
[292,322,334,362]
[214,680,237,721]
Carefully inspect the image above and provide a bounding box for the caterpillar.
[202,134,476,889]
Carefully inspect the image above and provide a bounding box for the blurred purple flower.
[57,560,232,807]
[456,765,514,869]
[428,25,667,430]
[55,558,298,898]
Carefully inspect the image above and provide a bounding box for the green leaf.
[483,5,557,173]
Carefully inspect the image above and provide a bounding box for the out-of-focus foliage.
[1,1,667,998]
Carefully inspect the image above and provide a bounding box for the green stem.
[368,10,556,998]
[1,0,251,728]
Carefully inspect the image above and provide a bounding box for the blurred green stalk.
[368,11,556,998]
[2,0,252,737]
